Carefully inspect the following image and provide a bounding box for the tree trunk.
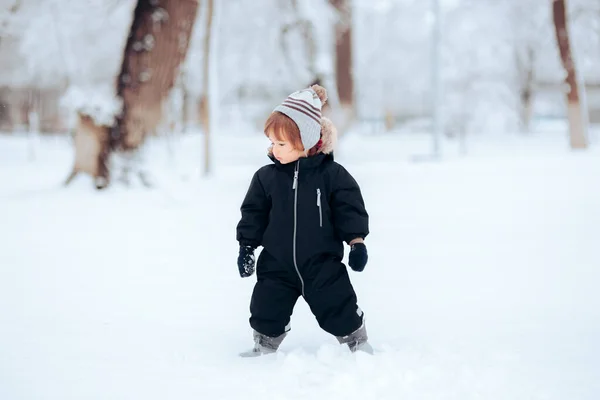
[115,0,199,150]
[279,0,318,85]
[552,0,588,149]
[516,46,535,134]
[520,82,534,133]
[68,0,199,188]
[181,77,189,133]
[288,0,341,116]
[64,114,111,189]
[330,0,354,112]
[198,0,214,175]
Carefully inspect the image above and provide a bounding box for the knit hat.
[273,85,328,151]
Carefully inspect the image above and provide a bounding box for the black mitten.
[237,245,256,278]
[348,243,368,272]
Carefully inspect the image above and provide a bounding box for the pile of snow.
[0,130,599,399]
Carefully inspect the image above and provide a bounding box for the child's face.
[268,132,305,164]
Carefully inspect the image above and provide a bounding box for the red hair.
[264,111,304,151]
[264,111,323,155]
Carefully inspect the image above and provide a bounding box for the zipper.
[292,161,305,296]
[292,167,298,189]
[316,188,322,227]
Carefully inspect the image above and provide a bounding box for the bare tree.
[552,0,588,149]
[0,0,22,33]
[279,0,318,84]
[198,0,214,176]
[67,0,199,189]
[329,0,354,114]
[64,114,111,187]
[278,0,340,117]
[515,45,536,133]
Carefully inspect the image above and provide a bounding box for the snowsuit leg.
[249,251,301,338]
[303,259,364,338]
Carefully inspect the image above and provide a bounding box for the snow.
[2,4,598,397]
[60,85,124,128]
[1,128,599,399]
[4,1,599,134]
[0,127,600,400]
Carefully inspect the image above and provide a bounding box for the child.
[236,85,372,356]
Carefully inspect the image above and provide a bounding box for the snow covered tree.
[509,0,548,133]
[5,0,599,162]
[67,0,199,188]
[443,1,520,136]
[276,0,342,123]
[278,0,319,84]
[353,1,432,124]
[552,0,588,149]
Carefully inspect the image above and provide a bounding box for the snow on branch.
[60,85,122,127]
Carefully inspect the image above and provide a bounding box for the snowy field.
[1,127,599,400]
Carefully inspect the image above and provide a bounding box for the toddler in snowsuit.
[236,85,371,356]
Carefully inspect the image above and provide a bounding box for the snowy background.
[1,1,600,399]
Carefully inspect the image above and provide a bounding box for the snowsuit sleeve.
[330,166,369,244]
[236,171,270,248]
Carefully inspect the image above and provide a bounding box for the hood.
[318,117,337,155]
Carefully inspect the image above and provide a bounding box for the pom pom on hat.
[311,84,328,106]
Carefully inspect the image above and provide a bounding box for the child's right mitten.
[348,243,368,272]
[237,245,256,278]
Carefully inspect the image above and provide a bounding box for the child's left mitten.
[237,245,256,278]
[348,243,368,272]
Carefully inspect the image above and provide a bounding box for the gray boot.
[239,330,287,357]
[336,321,373,354]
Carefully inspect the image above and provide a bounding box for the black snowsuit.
[236,152,369,338]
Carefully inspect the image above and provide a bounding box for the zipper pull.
[316,188,321,206]
[292,162,299,190]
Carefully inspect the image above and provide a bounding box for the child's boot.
[336,322,374,354]
[239,330,287,357]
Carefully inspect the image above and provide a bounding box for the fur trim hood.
[318,117,338,155]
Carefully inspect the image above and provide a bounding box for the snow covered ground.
[1,128,599,400]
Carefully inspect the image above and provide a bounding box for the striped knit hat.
[273,85,327,151]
